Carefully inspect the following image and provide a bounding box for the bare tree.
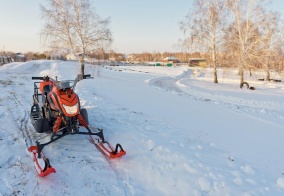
[41,0,112,75]
[226,0,268,84]
[41,0,74,53]
[278,21,284,72]
[181,0,228,83]
[260,11,283,81]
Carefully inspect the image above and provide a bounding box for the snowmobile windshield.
[57,80,75,90]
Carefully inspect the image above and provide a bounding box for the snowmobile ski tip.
[90,136,126,159]
[28,146,56,177]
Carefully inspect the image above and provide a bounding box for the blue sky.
[0,0,283,54]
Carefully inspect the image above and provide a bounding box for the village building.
[66,53,90,60]
[162,56,180,63]
[13,53,26,62]
[188,58,207,67]
[0,55,12,65]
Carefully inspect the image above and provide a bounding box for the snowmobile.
[29,74,126,177]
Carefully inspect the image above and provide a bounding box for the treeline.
[1,50,207,63]
[89,50,284,74]
[2,49,283,73]
[179,0,284,83]
[1,51,61,61]
[88,50,208,63]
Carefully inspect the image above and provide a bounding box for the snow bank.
[0,61,284,195]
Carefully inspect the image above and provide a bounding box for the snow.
[1,60,284,195]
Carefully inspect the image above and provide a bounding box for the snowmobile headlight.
[63,103,78,115]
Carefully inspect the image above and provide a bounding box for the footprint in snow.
[277,177,284,188]
[234,177,243,185]
[245,178,256,185]
[145,125,152,131]
[146,140,155,151]
[196,145,203,150]
[183,163,197,174]
[199,177,211,192]
[240,165,255,175]
[168,163,174,169]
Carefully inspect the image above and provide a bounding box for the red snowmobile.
[29,74,126,177]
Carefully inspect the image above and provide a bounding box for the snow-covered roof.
[15,53,25,57]
[163,56,179,61]
[189,58,206,60]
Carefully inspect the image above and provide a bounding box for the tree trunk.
[266,69,270,81]
[80,57,85,75]
[212,46,218,83]
[265,56,270,81]
[214,68,218,83]
[240,68,244,84]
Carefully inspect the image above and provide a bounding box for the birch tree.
[180,0,228,83]
[226,0,267,84]
[260,11,282,81]
[41,0,112,75]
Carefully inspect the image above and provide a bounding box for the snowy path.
[101,65,284,195]
[103,66,284,164]
[0,61,284,195]
[0,61,128,195]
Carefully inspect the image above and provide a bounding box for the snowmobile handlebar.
[32,76,45,80]
[32,76,50,81]
[32,74,93,89]
[32,74,92,81]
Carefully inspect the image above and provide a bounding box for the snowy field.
[0,60,284,195]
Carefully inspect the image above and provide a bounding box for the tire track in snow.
[10,92,35,148]
[148,69,192,95]
[148,69,284,127]
[3,61,52,147]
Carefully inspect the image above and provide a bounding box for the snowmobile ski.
[28,146,56,177]
[90,135,126,159]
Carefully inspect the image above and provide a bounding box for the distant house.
[189,58,207,67]
[126,55,141,63]
[109,57,116,62]
[162,56,180,63]
[66,53,77,60]
[0,56,3,65]
[13,53,26,62]
[0,55,12,65]
[66,53,90,60]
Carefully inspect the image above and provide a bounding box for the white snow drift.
[0,60,284,195]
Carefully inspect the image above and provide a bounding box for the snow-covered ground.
[0,60,284,195]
